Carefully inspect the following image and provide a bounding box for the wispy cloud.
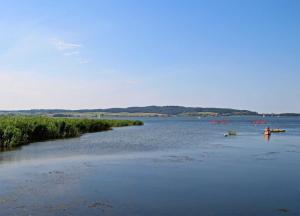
[52,39,81,51]
[51,38,90,64]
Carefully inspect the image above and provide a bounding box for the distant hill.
[86,106,258,116]
[0,106,259,116]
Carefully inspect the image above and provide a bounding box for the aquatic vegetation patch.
[253,152,281,161]
[277,208,289,213]
[0,116,143,148]
[88,201,113,209]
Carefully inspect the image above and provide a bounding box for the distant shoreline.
[0,106,299,117]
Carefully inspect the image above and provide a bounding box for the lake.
[0,116,300,216]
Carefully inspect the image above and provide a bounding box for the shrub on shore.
[0,116,143,148]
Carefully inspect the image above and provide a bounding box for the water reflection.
[264,134,271,141]
[0,146,19,152]
[0,150,23,164]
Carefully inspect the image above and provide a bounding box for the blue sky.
[0,0,299,113]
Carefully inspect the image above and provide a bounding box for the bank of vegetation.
[0,116,143,148]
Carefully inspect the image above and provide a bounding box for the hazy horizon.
[1,0,299,113]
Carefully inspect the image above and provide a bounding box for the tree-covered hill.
[0,106,258,116]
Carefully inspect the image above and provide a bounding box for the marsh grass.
[0,116,143,148]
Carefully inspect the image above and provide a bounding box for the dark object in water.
[224,130,237,137]
[271,129,286,133]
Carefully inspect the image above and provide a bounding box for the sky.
[0,0,299,113]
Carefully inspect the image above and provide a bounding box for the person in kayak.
[264,127,271,135]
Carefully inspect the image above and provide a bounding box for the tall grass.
[0,116,143,148]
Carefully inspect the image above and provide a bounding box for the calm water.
[0,116,300,216]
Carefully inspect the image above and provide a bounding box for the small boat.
[271,129,286,133]
[224,130,237,137]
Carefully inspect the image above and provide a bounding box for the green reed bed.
[0,116,143,148]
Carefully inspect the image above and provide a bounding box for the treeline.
[90,106,258,115]
[0,116,143,148]
[271,113,300,117]
[2,106,258,116]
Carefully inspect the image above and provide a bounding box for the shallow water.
[0,116,300,216]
